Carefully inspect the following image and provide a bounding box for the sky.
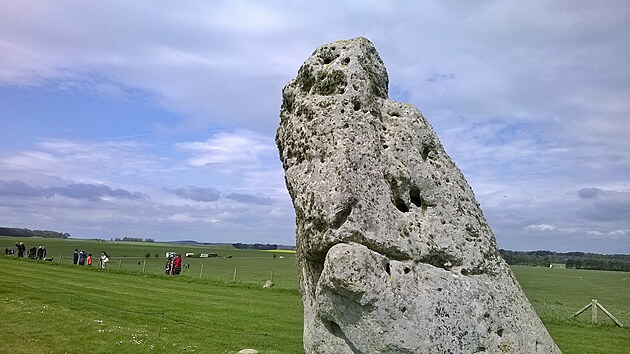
[0,1,629,253]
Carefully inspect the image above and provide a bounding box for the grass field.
[1,236,629,353]
[512,265,630,353]
[0,237,299,289]
[0,256,303,353]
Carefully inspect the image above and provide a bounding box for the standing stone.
[276,37,560,353]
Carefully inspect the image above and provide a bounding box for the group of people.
[73,249,108,268]
[5,242,113,268]
[29,245,47,260]
[6,242,49,260]
[165,254,182,275]
[7,242,181,276]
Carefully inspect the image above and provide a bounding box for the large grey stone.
[276,37,559,353]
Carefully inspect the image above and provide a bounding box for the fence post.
[59,253,63,263]
[571,299,623,327]
[200,264,204,279]
[271,271,274,282]
[596,302,624,327]
[233,267,237,282]
[118,259,122,270]
[143,260,146,273]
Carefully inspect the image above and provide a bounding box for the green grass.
[511,265,630,353]
[0,256,303,353]
[1,236,629,353]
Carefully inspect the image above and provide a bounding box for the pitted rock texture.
[277,37,559,353]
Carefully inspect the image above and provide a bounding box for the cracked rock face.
[276,37,559,353]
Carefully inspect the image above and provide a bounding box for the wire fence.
[1,253,300,289]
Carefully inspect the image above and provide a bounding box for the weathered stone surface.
[276,37,559,353]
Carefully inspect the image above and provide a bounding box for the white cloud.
[176,130,275,168]
[526,224,558,232]
[0,132,294,242]
[0,138,166,187]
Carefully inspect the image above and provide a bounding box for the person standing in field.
[78,250,87,265]
[99,252,109,268]
[173,254,182,275]
[87,253,92,266]
[15,242,25,258]
[73,249,79,264]
[165,256,173,275]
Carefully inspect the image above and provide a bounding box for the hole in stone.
[393,197,409,213]
[466,225,480,239]
[331,46,336,50]
[484,313,490,318]
[421,141,436,160]
[420,250,461,270]
[461,268,470,276]
[326,320,360,352]
[353,100,361,111]
[387,175,409,213]
[404,267,410,274]
[340,109,345,114]
[389,111,400,117]
[437,287,443,292]
[342,57,350,65]
[401,306,407,313]
[421,145,431,160]
[410,185,422,208]
[496,328,504,337]
[327,320,343,337]
[385,262,391,275]
[383,144,388,149]
[477,347,487,352]
[332,199,355,229]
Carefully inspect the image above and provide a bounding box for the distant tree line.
[232,243,277,250]
[0,227,69,239]
[565,258,630,272]
[111,237,154,242]
[500,249,630,272]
